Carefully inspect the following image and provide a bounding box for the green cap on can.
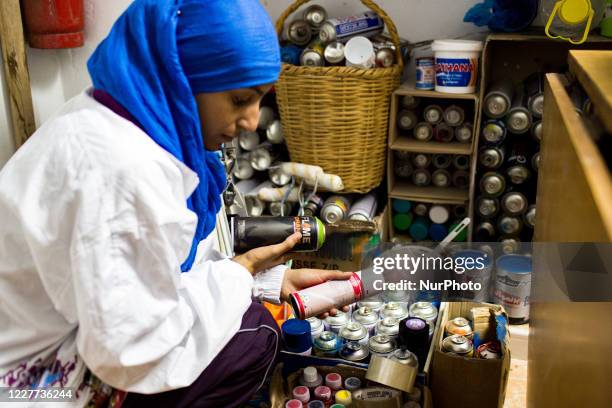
[392,199,412,213]
[449,221,468,242]
[393,213,413,231]
[409,217,430,241]
[315,217,326,250]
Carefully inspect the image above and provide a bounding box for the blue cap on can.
[429,222,448,242]
[282,319,312,353]
[409,217,430,241]
[392,199,412,214]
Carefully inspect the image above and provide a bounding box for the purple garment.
[92,89,143,130]
[121,302,280,408]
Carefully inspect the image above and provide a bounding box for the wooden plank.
[390,138,472,155]
[396,81,479,100]
[568,50,612,133]
[390,182,469,205]
[534,74,612,241]
[0,0,36,148]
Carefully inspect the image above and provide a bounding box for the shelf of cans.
[389,198,468,244]
[281,6,405,69]
[474,75,543,247]
[282,296,441,373]
[224,97,380,224]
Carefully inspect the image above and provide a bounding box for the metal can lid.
[424,106,442,123]
[532,121,543,141]
[507,111,531,133]
[499,216,521,234]
[482,174,504,194]
[485,94,509,117]
[307,316,323,330]
[530,95,544,117]
[506,166,530,184]
[304,4,327,27]
[455,124,472,142]
[319,23,336,43]
[483,122,505,143]
[324,42,345,64]
[450,317,470,327]
[369,334,395,352]
[414,123,433,141]
[391,348,418,366]
[325,310,348,325]
[502,192,527,214]
[444,107,463,125]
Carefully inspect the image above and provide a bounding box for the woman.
[0,0,351,406]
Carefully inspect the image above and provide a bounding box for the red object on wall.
[22,0,84,49]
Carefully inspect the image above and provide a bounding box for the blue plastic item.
[464,0,539,32]
[282,319,312,354]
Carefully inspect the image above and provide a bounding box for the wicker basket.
[274,0,403,193]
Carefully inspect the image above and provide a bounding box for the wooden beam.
[0,0,36,148]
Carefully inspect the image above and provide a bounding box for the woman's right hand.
[231,232,301,275]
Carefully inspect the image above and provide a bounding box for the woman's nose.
[238,104,260,133]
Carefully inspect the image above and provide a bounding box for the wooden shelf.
[389,181,469,205]
[395,81,480,101]
[390,137,472,155]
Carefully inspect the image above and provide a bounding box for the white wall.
[0,0,487,168]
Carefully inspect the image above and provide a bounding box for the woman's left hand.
[281,268,354,318]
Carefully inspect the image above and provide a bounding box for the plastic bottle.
[543,0,605,44]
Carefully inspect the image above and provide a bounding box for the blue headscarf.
[88,0,281,271]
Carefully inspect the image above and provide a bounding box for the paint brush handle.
[436,217,470,251]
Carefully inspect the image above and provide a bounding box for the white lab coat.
[0,89,286,405]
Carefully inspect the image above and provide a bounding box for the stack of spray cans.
[281,6,403,69]
[282,297,439,373]
[396,96,474,145]
[475,75,543,249]
[224,96,380,222]
[391,199,468,243]
[394,151,471,190]
[441,315,502,359]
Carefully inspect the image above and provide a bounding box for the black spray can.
[232,216,326,253]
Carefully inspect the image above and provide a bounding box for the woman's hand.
[232,232,301,275]
[281,268,354,318]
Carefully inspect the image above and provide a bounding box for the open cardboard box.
[430,301,510,408]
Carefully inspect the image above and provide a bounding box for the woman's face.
[195,85,272,151]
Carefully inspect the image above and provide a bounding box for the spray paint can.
[413,122,434,141]
[484,79,514,118]
[301,39,326,67]
[481,119,507,145]
[409,302,438,336]
[531,152,541,172]
[290,273,368,320]
[375,47,395,67]
[401,95,421,109]
[380,302,409,321]
[313,331,340,357]
[432,154,452,169]
[423,105,444,125]
[266,119,285,144]
[303,4,328,30]
[307,317,325,341]
[348,193,378,221]
[339,341,370,363]
[500,236,521,254]
[479,146,506,170]
[321,195,352,224]
[434,123,454,142]
[475,221,496,241]
[269,164,291,186]
[250,143,277,171]
[233,156,255,180]
[524,72,545,119]
[532,120,543,142]
[319,11,384,43]
[501,191,528,216]
[303,194,324,217]
[394,150,412,161]
[476,196,500,219]
[287,20,312,46]
[398,110,419,131]
[453,204,467,219]
[368,334,397,358]
[412,153,431,169]
[455,122,473,143]
[239,130,260,151]
[399,317,429,371]
[258,106,275,130]
[505,86,532,134]
[395,160,414,179]
[412,169,431,187]
[324,311,350,334]
[432,169,451,188]
[352,306,379,336]
[281,44,303,65]
[452,170,470,189]
[494,254,532,323]
[453,155,470,170]
[416,57,435,90]
[505,143,531,185]
[324,42,345,65]
[269,201,294,217]
[376,317,400,340]
[480,172,506,197]
[498,214,523,236]
[443,105,465,127]
[413,203,429,217]
[339,321,369,346]
[442,335,474,357]
[282,319,313,355]
[232,216,325,253]
[523,204,536,228]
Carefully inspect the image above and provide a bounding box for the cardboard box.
[430,301,510,408]
[291,207,388,272]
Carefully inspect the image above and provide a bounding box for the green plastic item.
[393,213,414,231]
[450,221,468,242]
